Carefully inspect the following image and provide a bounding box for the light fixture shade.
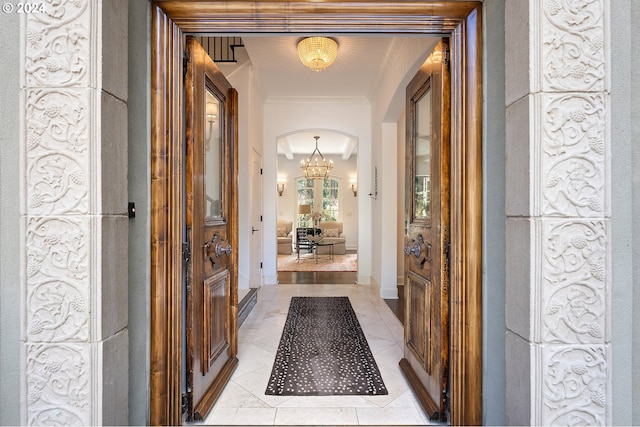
[297,37,338,72]
[298,204,312,215]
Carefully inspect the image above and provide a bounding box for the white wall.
[263,99,372,284]
[227,63,265,289]
[367,37,438,297]
[277,154,359,249]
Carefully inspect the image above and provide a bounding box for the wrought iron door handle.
[404,242,421,258]
[215,242,232,258]
[203,233,219,259]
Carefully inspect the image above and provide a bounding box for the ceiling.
[213,35,438,157]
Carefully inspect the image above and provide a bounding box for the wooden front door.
[184,36,239,422]
[400,39,451,422]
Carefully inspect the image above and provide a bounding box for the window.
[321,178,339,221]
[296,176,341,227]
[297,178,314,227]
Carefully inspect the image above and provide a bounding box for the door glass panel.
[205,87,223,220]
[414,85,431,220]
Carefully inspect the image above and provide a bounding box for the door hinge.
[181,391,191,414]
[183,56,188,77]
[444,242,450,267]
[260,168,263,175]
[442,385,450,422]
[443,242,451,292]
[183,241,191,263]
[260,262,263,269]
[260,215,263,222]
[443,47,450,68]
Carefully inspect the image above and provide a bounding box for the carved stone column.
[505,0,610,425]
[21,1,129,424]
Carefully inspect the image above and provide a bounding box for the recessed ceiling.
[212,35,439,156]
[241,36,400,98]
[277,130,357,160]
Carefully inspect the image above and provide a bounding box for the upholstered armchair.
[277,220,293,254]
[316,221,346,254]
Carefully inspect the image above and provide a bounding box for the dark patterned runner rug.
[265,296,388,396]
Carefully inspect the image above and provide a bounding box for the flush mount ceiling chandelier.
[297,37,338,72]
[301,136,333,180]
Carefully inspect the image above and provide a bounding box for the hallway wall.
[226,63,266,289]
[367,37,437,300]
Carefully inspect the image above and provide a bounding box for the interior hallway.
[204,284,435,426]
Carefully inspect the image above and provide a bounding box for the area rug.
[277,253,357,272]
[265,296,388,396]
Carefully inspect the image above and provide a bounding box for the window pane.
[205,87,223,220]
[414,85,431,219]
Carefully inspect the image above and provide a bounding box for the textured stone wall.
[21,0,129,424]
[505,0,610,425]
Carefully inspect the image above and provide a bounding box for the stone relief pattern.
[27,343,90,426]
[542,93,606,217]
[25,0,90,87]
[24,2,94,425]
[542,220,606,345]
[542,345,607,426]
[26,89,90,215]
[26,217,89,343]
[542,0,605,92]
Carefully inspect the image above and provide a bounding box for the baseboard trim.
[380,286,398,299]
[357,275,371,285]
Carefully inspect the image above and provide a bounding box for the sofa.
[277,220,293,254]
[317,221,346,255]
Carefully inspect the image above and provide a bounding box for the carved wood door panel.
[400,38,451,422]
[184,35,239,422]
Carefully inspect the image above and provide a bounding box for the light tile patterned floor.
[204,284,436,426]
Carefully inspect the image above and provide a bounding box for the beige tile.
[356,406,431,426]
[372,344,404,370]
[213,382,272,409]
[274,407,358,425]
[233,408,278,425]
[275,395,379,408]
[205,407,278,426]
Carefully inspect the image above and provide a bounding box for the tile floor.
[204,284,437,426]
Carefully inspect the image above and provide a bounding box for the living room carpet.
[277,253,357,272]
[265,296,388,396]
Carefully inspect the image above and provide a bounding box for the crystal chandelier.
[297,37,338,72]
[301,136,333,180]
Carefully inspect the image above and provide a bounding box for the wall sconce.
[204,101,219,149]
[277,177,287,196]
[350,177,358,197]
[206,101,218,123]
